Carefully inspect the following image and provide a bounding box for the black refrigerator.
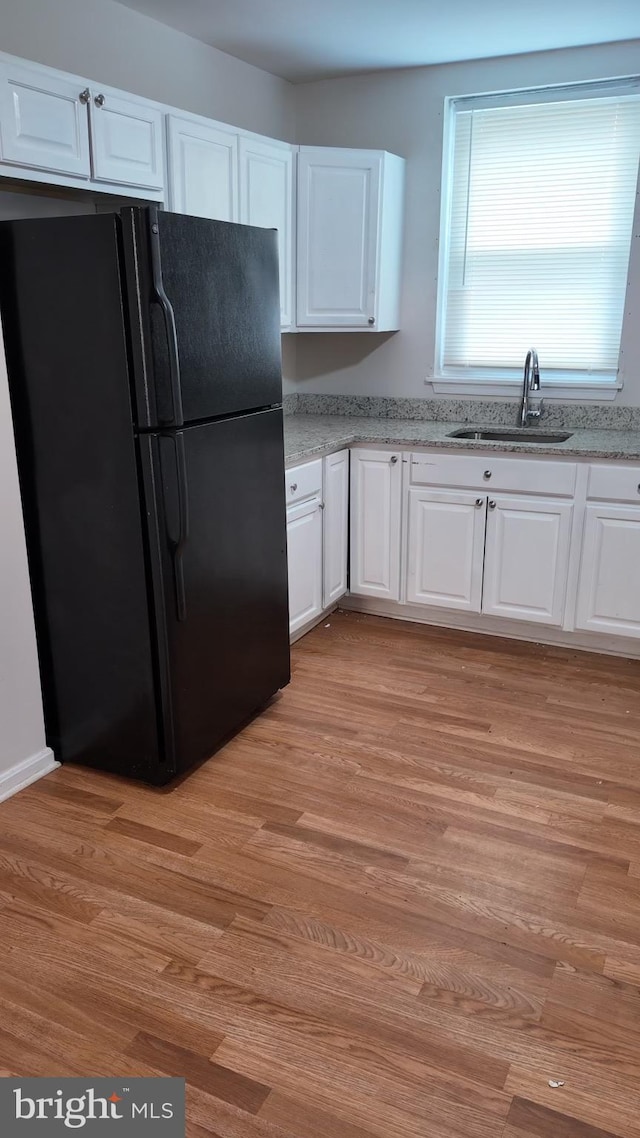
[0,207,290,786]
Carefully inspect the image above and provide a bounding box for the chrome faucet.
[519,348,543,428]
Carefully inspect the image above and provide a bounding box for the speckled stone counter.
[284,413,640,465]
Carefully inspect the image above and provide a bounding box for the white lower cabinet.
[323,450,349,608]
[286,497,323,635]
[286,451,349,637]
[576,504,640,637]
[350,449,402,600]
[406,488,486,612]
[405,487,572,626]
[482,496,573,626]
[289,446,640,651]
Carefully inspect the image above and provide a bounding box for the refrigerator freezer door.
[142,407,290,775]
[122,208,283,429]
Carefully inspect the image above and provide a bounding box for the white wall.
[0,340,56,791]
[293,39,640,403]
[0,0,294,140]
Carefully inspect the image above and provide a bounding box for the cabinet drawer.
[409,452,576,497]
[285,458,322,505]
[587,464,640,505]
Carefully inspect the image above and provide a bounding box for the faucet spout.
[519,348,542,428]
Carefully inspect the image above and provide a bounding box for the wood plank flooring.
[1,610,640,1136]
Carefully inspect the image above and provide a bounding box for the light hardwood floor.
[1,610,640,1137]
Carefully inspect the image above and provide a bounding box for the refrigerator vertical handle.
[166,432,189,622]
[148,207,184,428]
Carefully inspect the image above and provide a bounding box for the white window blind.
[440,87,640,381]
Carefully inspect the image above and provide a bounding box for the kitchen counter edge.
[284,414,640,466]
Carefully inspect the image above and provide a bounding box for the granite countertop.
[284,414,640,465]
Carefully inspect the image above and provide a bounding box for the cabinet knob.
[368,316,375,326]
[488,500,497,509]
[79,88,91,104]
[289,482,297,492]
[390,455,398,464]
[637,484,640,494]
[475,498,484,507]
[94,93,105,108]
[483,470,492,480]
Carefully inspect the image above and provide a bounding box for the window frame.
[432,77,640,401]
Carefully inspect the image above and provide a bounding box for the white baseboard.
[341,595,640,660]
[0,747,59,804]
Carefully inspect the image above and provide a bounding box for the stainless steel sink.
[448,428,573,444]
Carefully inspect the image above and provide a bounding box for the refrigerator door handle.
[148,207,184,428]
[164,431,190,622]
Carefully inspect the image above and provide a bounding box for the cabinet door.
[576,504,640,637]
[0,63,90,178]
[89,90,164,190]
[323,450,349,608]
[406,489,486,612]
[167,116,238,221]
[350,449,402,600]
[297,148,381,328]
[239,136,294,329]
[287,498,323,635]
[483,495,572,626]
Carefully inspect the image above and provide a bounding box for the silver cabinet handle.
[318,502,325,510]
[390,455,398,464]
[475,498,484,507]
[79,88,91,105]
[488,500,497,509]
[289,482,298,492]
[483,470,492,480]
[94,93,105,107]
[637,484,640,494]
[368,316,375,325]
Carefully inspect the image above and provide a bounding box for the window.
[436,81,640,392]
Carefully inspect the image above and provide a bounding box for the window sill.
[428,377,622,401]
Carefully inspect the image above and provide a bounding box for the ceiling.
[116,0,640,83]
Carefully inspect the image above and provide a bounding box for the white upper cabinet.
[0,61,91,179]
[296,147,405,331]
[406,488,486,612]
[89,89,164,190]
[167,115,238,221]
[482,496,573,627]
[350,449,402,600]
[576,504,640,638]
[0,55,165,196]
[239,135,294,329]
[0,52,407,315]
